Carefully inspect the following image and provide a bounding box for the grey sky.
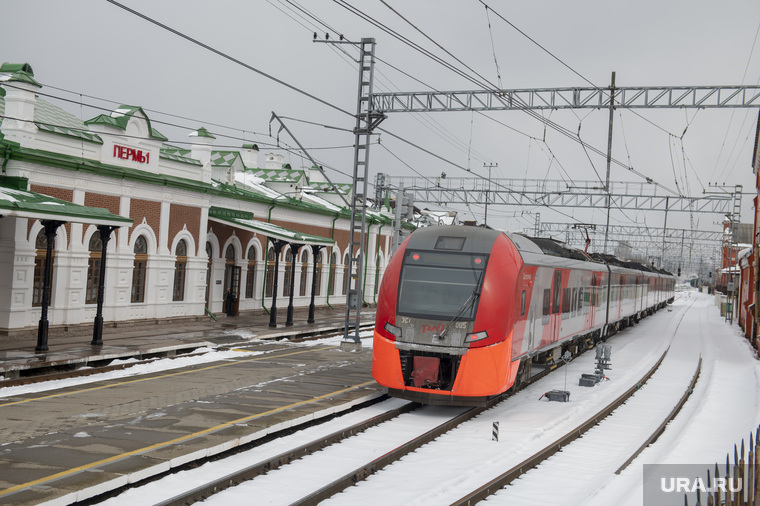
[3,0,759,246]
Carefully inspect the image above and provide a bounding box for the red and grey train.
[372,225,675,406]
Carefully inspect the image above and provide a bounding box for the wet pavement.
[0,306,375,380]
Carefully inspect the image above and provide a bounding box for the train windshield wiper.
[437,271,483,340]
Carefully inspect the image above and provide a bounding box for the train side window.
[552,271,562,314]
[580,287,588,314]
[542,289,550,317]
[561,288,571,317]
[521,290,526,317]
[572,288,577,314]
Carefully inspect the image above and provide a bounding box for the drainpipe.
[325,213,339,309]
[260,201,278,314]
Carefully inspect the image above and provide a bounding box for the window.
[374,262,380,296]
[33,229,55,307]
[283,249,293,297]
[265,248,276,297]
[342,253,350,295]
[86,231,103,304]
[299,249,308,296]
[520,290,526,317]
[173,239,187,301]
[562,287,571,315]
[315,251,323,296]
[552,270,562,314]
[245,246,257,299]
[131,235,147,303]
[397,249,487,321]
[328,252,337,296]
[542,289,551,324]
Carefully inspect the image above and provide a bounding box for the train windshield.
[397,250,487,320]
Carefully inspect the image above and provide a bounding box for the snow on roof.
[234,171,281,199]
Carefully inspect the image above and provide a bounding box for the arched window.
[173,239,187,301]
[86,231,103,304]
[131,235,148,303]
[299,249,308,296]
[283,249,293,297]
[33,229,55,307]
[328,251,337,296]
[265,248,275,297]
[342,253,350,295]
[315,250,323,296]
[375,262,381,295]
[245,246,257,298]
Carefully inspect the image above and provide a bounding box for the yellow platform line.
[0,379,378,498]
[0,346,338,407]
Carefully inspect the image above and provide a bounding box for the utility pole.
[603,71,616,255]
[341,38,385,350]
[483,162,497,227]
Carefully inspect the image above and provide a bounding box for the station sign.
[113,143,151,164]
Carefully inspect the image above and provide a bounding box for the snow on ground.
[5,291,758,505]
[0,330,373,398]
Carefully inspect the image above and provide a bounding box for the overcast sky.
[3,0,760,261]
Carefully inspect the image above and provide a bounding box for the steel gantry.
[378,176,735,214]
[371,85,760,113]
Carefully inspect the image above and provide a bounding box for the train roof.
[511,234,598,262]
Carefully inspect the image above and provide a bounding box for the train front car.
[372,226,523,406]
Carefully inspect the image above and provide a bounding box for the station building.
[0,63,400,339]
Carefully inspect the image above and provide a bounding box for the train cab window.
[521,290,526,317]
[397,250,487,321]
[572,288,578,315]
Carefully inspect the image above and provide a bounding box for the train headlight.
[465,331,488,343]
[383,322,402,340]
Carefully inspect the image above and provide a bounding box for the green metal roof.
[160,144,202,165]
[191,126,215,139]
[0,176,133,226]
[308,181,352,195]
[210,150,242,167]
[208,206,334,246]
[0,95,103,144]
[248,168,305,184]
[85,105,168,141]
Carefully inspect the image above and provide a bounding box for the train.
[372,225,675,406]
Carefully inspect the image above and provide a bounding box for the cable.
[104,0,354,119]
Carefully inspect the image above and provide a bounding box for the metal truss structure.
[372,85,760,113]
[382,176,734,214]
[539,222,723,245]
[538,222,721,275]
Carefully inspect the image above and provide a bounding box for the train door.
[550,269,562,342]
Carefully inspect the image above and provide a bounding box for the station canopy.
[0,176,133,227]
[208,206,334,246]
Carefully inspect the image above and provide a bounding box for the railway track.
[103,305,689,505]
[454,298,701,505]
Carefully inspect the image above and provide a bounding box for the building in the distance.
[0,62,402,340]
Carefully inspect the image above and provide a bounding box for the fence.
[685,424,760,505]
